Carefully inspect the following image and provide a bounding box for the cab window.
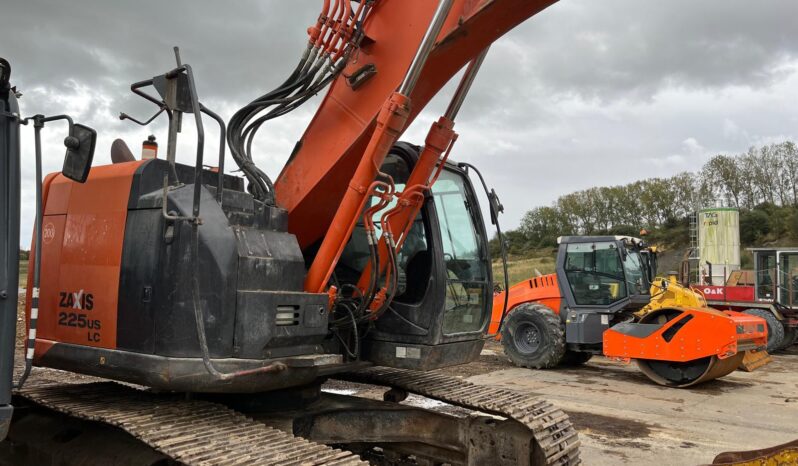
[564,242,627,305]
[433,169,489,334]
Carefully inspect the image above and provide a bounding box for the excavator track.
[14,376,367,466]
[335,367,581,465]
[11,367,580,465]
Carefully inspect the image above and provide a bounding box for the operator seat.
[398,250,431,303]
[111,139,136,164]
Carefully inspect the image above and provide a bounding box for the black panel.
[362,339,485,371]
[116,160,326,364]
[233,291,329,358]
[127,159,244,210]
[116,209,162,353]
[609,322,664,339]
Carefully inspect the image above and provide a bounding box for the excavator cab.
[337,143,493,369]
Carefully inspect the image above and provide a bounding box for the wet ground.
[14,293,798,464]
[326,341,798,465]
[468,343,798,465]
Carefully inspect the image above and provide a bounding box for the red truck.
[691,247,798,352]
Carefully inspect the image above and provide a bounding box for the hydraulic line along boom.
[304,0,455,293]
[355,49,490,292]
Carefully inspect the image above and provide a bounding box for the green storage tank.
[698,207,740,285]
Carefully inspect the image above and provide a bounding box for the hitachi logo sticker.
[43,222,56,244]
[59,290,94,310]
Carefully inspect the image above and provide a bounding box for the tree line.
[499,141,798,254]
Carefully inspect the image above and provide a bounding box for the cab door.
[755,250,777,302]
[777,251,798,308]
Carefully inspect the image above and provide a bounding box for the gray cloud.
[3,0,798,245]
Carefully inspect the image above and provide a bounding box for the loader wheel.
[501,303,565,369]
[780,325,796,350]
[560,350,593,366]
[743,308,784,352]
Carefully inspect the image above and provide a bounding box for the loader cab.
[556,236,653,348]
[640,247,658,283]
[557,236,652,311]
[750,248,798,308]
[336,143,492,369]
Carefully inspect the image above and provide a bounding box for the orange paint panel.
[28,161,144,351]
[603,308,767,362]
[489,274,562,335]
[42,173,71,215]
[31,214,66,343]
[33,339,55,360]
[277,0,559,249]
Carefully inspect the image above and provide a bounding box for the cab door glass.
[337,154,430,302]
[432,170,488,334]
[778,253,798,307]
[623,250,649,296]
[756,252,776,301]
[565,242,627,305]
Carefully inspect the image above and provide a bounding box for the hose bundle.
[227,0,375,205]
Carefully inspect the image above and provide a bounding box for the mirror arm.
[25,114,74,130]
[129,79,162,106]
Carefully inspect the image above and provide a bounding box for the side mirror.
[62,123,96,183]
[488,188,504,226]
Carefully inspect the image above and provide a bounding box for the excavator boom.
[277,0,556,251]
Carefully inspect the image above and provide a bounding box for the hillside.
[491,140,798,286]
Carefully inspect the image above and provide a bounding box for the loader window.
[564,242,627,306]
[433,170,489,334]
[755,251,776,301]
[778,253,798,307]
[623,250,649,296]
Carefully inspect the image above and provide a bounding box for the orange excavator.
[1,2,790,464]
[0,1,583,465]
[490,236,768,387]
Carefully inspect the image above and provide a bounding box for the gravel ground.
[12,293,798,465]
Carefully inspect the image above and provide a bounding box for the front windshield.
[564,241,627,306]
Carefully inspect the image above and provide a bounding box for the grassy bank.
[18,260,28,283]
[492,254,556,288]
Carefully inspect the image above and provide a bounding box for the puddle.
[566,411,657,438]
[322,388,358,396]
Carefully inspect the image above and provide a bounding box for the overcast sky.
[3,0,798,246]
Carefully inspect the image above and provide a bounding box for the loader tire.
[560,350,593,366]
[501,303,565,369]
[744,308,784,352]
[780,325,796,350]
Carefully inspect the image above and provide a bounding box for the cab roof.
[557,235,645,246]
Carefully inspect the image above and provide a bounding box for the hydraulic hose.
[226,1,373,205]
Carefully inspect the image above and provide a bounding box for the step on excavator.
[0,1,584,465]
[491,236,768,387]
